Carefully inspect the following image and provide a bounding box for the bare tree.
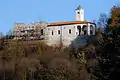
[0,32,4,38]
[6,29,14,39]
[97,13,108,28]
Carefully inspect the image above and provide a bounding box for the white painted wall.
[76,8,84,21]
[46,26,61,46]
[45,23,95,47]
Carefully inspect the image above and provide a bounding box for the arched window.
[82,25,87,35]
[69,29,71,34]
[90,25,93,35]
[77,26,81,36]
[41,29,43,35]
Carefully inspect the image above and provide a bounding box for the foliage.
[3,5,120,80]
[92,5,120,80]
[0,40,89,80]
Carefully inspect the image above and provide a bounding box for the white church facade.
[45,6,96,47]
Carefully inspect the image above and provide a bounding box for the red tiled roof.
[48,21,95,27]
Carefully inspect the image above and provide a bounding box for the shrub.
[0,40,89,80]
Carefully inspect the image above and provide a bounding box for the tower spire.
[76,5,84,21]
[76,5,82,10]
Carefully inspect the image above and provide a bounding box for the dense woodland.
[0,5,120,80]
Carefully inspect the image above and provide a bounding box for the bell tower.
[76,5,84,21]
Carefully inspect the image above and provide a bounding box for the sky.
[0,0,120,34]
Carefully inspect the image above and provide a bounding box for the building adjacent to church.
[13,22,47,40]
[13,6,96,47]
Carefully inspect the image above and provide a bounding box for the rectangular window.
[52,30,53,35]
[41,29,43,35]
[69,29,71,34]
[58,30,60,34]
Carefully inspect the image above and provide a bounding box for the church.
[45,6,96,47]
[13,6,96,47]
